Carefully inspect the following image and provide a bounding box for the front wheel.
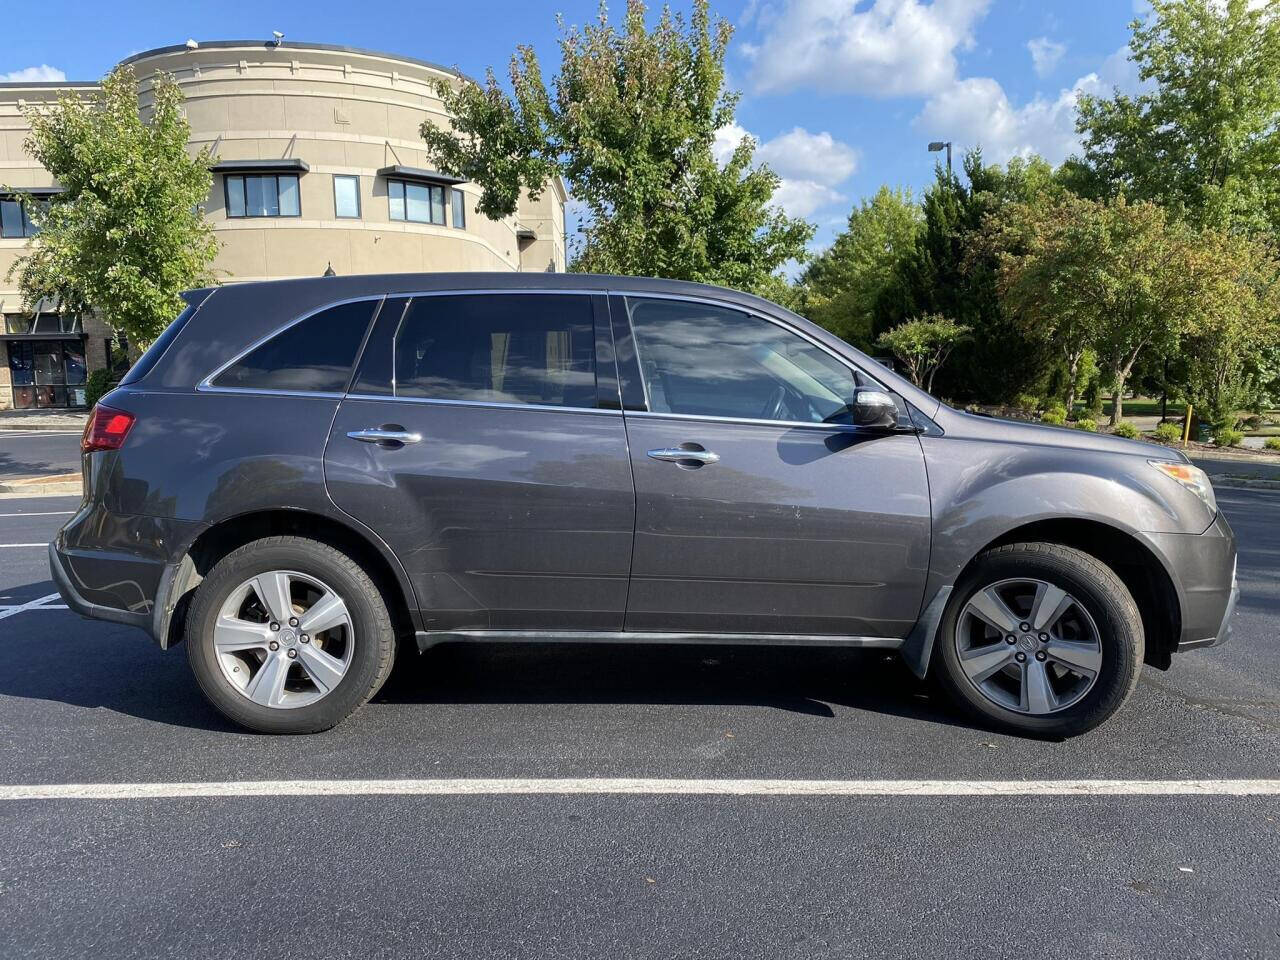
[934,542,1144,738]
[186,536,396,734]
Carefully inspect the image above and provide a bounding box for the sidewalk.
[0,409,89,431]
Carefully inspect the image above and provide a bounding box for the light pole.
[928,140,952,178]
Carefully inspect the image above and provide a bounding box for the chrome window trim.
[195,287,892,409]
[197,294,387,394]
[625,409,873,433]
[344,392,622,416]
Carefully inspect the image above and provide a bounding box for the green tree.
[1176,228,1280,426]
[875,315,970,393]
[1076,0,1280,235]
[419,0,811,292]
[797,186,921,349]
[890,151,1062,402]
[993,195,1193,425]
[7,66,218,346]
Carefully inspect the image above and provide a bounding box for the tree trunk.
[1064,349,1083,414]
[1111,364,1125,426]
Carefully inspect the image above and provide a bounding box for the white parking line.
[0,511,74,517]
[2,778,1279,801]
[0,593,66,621]
[0,543,48,548]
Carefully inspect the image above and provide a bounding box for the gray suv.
[51,273,1238,737]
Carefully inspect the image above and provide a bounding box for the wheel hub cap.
[212,570,355,710]
[954,577,1103,716]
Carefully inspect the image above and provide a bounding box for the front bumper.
[1144,509,1238,651]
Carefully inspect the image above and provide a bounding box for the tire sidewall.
[187,541,392,734]
[936,546,1143,737]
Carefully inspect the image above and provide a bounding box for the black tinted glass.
[627,297,862,424]
[120,303,199,386]
[394,294,596,407]
[212,299,377,394]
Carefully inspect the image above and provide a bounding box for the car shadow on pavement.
[374,641,979,732]
[0,599,987,733]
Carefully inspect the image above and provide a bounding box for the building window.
[6,339,87,409]
[388,179,445,225]
[4,313,81,335]
[333,175,361,219]
[0,197,40,238]
[224,174,301,218]
[451,188,466,230]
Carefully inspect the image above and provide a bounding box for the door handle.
[347,427,422,445]
[647,446,719,466]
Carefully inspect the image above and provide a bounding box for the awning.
[210,158,310,174]
[1,186,63,197]
[376,164,465,186]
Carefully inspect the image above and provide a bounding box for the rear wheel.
[186,536,395,733]
[934,542,1143,738]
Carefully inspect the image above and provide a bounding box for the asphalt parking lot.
[1,487,1278,959]
[0,429,81,480]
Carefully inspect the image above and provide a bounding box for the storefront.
[2,314,87,409]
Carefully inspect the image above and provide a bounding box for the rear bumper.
[49,505,203,646]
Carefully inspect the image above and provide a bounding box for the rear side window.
[120,302,201,386]
[211,299,378,394]
[393,294,596,408]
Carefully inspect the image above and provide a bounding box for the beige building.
[0,40,568,410]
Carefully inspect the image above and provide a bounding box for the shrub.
[1265,437,1280,452]
[1153,422,1183,444]
[1074,418,1098,432]
[1013,393,1041,412]
[84,369,114,409]
[1213,426,1244,448]
[1112,421,1140,439]
[1041,408,1066,426]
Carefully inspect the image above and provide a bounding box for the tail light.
[82,404,136,453]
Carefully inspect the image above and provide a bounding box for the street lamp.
[928,140,952,178]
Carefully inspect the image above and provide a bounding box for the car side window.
[211,299,377,394]
[625,297,865,425]
[392,294,597,408]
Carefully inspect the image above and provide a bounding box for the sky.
[3,0,1149,253]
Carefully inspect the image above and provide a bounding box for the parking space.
[0,430,82,480]
[1,491,1278,957]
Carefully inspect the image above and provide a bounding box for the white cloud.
[913,44,1143,166]
[0,64,67,83]
[772,179,848,218]
[741,0,992,97]
[754,127,860,185]
[1027,37,1066,78]
[713,122,857,219]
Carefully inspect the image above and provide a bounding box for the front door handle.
[647,444,719,467]
[347,426,422,446]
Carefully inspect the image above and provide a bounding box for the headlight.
[1149,460,1217,515]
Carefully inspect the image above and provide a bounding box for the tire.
[186,536,396,734]
[933,542,1143,738]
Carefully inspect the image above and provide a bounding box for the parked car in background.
[52,273,1237,736]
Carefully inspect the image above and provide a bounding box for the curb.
[1208,475,1280,492]
[0,473,83,498]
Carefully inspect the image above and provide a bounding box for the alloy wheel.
[954,577,1103,715]
[213,570,354,709]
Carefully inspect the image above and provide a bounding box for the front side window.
[0,197,40,238]
[451,188,466,229]
[225,174,301,218]
[211,299,377,393]
[393,294,596,408]
[626,297,864,425]
[388,179,446,225]
[333,175,361,219]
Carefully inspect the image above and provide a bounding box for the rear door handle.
[347,427,422,445]
[647,446,719,466]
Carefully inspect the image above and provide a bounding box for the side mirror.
[850,388,899,428]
